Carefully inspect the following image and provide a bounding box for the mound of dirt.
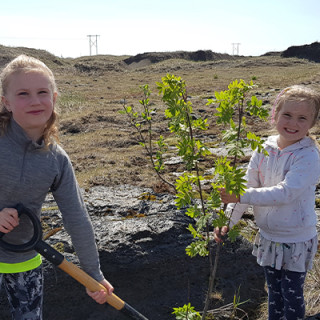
[0,45,67,70]
[281,42,320,63]
[73,56,128,73]
[261,51,282,57]
[123,50,235,65]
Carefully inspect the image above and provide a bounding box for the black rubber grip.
[35,240,64,266]
[0,203,42,252]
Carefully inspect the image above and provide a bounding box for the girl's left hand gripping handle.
[58,258,125,310]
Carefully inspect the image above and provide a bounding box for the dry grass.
[305,254,320,317]
[47,53,320,189]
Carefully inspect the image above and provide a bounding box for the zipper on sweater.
[271,149,280,178]
[20,143,31,182]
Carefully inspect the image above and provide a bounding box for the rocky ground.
[0,186,267,320]
[1,185,319,320]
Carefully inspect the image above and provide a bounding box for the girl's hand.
[214,226,229,243]
[86,278,114,304]
[0,208,19,233]
[219,188,240,204]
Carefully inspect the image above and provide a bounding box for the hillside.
[0,44,67,70]
[1,44,320,188]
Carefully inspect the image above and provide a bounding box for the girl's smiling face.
[275,100,315,149]
[1,71,57,141]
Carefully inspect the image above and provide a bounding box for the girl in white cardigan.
[215,85,320,320]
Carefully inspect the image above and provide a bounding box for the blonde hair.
[0,54,59,146]
[272,85,320,148]
[272,85,320,127]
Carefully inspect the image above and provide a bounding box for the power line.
[232,43,241,55]
[87,35,100,56]
[0,36,84,41]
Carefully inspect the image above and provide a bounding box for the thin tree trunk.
[201,243,221,320]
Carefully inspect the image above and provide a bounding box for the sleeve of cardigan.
[228,150,262,228]
[240,147,320,206]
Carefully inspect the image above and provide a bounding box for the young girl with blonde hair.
[0,55,113,319]
[215,85,320,320]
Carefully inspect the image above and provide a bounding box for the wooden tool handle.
[59,258,125,310]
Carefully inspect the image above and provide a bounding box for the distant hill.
[123,50,236,65]
[0,45,67,69]
[281,42,320,62]
[0,42,319,74]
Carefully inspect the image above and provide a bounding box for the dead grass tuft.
[305,254,320,317]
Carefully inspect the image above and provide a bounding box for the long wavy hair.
[0,54,59,147]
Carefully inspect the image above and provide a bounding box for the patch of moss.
[53,242,65,253]
[138,192,157,201]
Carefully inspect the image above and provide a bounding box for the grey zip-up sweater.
[0,119,104,281]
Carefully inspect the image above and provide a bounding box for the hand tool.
[0,203,149,320]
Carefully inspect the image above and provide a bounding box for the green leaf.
[186,240,209,257]
[172,303,201,320]
[228,226,241,242]
[187,224,201,238]
[185,205,202,219]
[212,209,229,228]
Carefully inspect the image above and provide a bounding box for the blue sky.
[1,0,319,58]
